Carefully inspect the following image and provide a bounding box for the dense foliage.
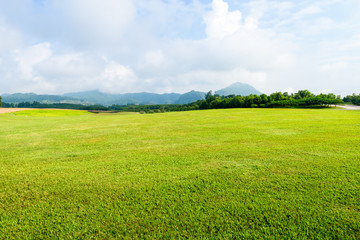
[1,90,344,113]
[197,90,343,109]
[109,103,200,113]
[113,90,343,112]
[343,94,360,105]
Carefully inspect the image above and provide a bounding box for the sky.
[0,0,359,95]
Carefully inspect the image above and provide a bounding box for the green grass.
[0,108,359,239]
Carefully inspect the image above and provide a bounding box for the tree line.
[343,94,360,106]
[92,90,345,112]
[196,90,343,110]
[0,90,352,113]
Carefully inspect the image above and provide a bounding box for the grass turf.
[0,108,359,239]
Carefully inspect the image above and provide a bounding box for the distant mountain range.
[2,93,86,104]
[63,91,182,105]
[2,82,262,106]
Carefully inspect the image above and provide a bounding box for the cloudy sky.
[0,0,359,95]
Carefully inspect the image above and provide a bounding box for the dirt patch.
[0,108,36,114]
[0,108,89,114]
[337,105,360,110]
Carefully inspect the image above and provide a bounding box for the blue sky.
[0,0,359,95]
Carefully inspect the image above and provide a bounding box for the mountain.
[121,93,181,105]
[176,90,206,104]
[64,90,181,105]
[63,90,121,105]
[2,93,83,104]
[2,82,261,106]
[215,82,262,96]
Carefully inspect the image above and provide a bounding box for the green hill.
[176,90,206,104]
[1,82,262,106]
[2,93,83,104]
[64,90,181,106]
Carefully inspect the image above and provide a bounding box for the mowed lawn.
[0,109,359,239]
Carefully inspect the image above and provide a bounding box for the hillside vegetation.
[0,109,359,238]
[1,82,262,106]
[2,89,344,112]
[1,93,83,104]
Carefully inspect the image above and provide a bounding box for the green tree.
[295,90,313,99]
[205,91,216,103]
[199,100,209,109]
[245,95,255,106]
[270,92,284,101]
[260,94,268,104]
[283,92,291,100]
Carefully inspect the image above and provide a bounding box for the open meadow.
[0,108,359,239]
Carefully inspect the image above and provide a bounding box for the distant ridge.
[176,91,206,104]
[64,90,181,105]
[2,82,261,106]
[2,93,84,104]
[215,82,262,96]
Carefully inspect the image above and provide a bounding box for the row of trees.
[343,94,360,105]
[197,90,343,110]
[109,90,343,113]
[0,90,349,113]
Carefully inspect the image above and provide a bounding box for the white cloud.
[295,6,323,19]
[37,53,102,79]
[57,0,135,36]
[137,50,169,76]
[0,18,22,54]
[303,17,337,35]
[320,61,348,73]
[100,62,138,93]
[0,0,359,96]
[127,0,298,94]
[14,43,52,79]
[339,35,360,51]
[0,41,140,94]
[204,0,242,39]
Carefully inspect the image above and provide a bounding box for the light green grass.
[0,108,359,239]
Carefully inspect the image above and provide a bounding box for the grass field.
[0,108,359,239]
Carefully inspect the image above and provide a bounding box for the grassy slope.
[0,109,359,239]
